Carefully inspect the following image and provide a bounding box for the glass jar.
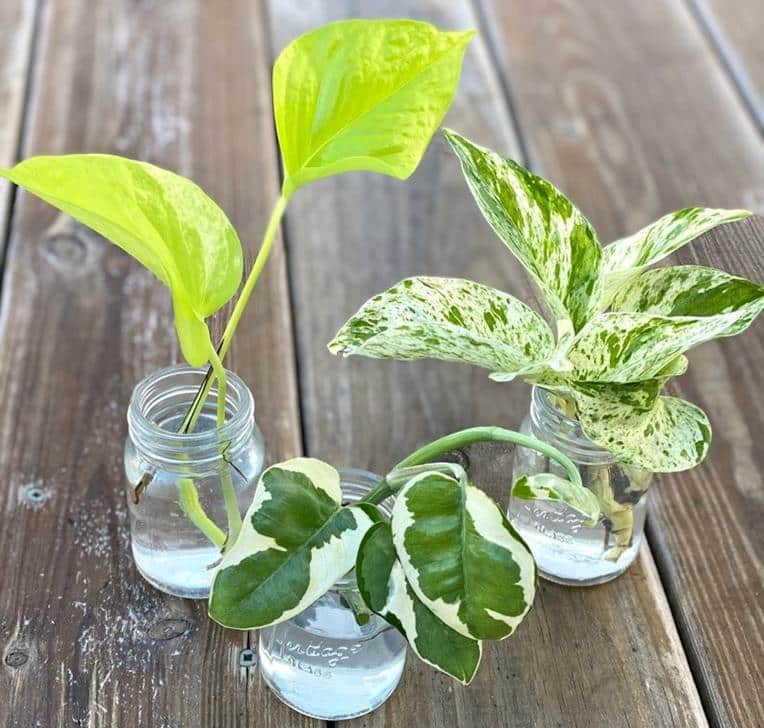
[257,469,407,720]
[509,386,652,586]
[124,364,265,599]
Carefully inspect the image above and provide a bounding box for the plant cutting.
[207,425,590,719]
[330,128,764,584]
[0,19,474,597]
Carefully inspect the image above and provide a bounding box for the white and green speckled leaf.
[600,207,751,307]
[443,129,602,337]
[511,473,600,526]
[357,521,482,684]
[209,458,377,629]
[391,468,536,641]
[329,276,555,375]
[571,381,711,471]
[611,265,764,338]
[566,305,763,383]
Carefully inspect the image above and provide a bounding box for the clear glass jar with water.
[124,364,265,599]
[258,469,407,720]
[509,386,652,586]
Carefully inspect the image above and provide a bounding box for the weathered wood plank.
[689,0,764,132]
[0,1,308,726]
[0,0,37,246]
[269,1,706,726]
[481,1,764,726]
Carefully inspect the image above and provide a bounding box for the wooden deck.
[0,1,761,726]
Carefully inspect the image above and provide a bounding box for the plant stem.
[179,192,290,435]
[177,478,227,548]
[361,426,583,506]
[207,342,242,548]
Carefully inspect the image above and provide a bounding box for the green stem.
[177,478,226,548]
[179,192,291,435]
[361,426,583,506]
[207,342,242,547]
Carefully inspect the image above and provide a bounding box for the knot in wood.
[149,617,193,641]
[4,649,29,668]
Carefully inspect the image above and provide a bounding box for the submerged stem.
[177,478,226,548]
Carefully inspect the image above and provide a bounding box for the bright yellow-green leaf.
[0,155,243,366]
[273,19,474,196]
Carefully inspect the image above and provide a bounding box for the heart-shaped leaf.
[209,458,378,629]
[357,521,482,684]
[329,276,555,375]
[443,129,602,337]
[571,381,711,471]
[274,20,474,196]
[391,468,536,640]
[511,473,600,526]
[601,207,750,306]
[0,155,243,367]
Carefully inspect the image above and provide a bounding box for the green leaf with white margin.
[611,265,764,338]
[329,276,555,376]
[600,207,751,307]
[512,473,600,526]
[209,458,378,629]
[443,129,602,337]
[357,521,482,684]
[570,381,711,472]
[274,20,474,196]
[0,155,242,367]
[566,305,763,384]
[391,466,536,640]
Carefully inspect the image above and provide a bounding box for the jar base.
[537,564,631,587]
[132,543,215,600]
[260,664,404,721]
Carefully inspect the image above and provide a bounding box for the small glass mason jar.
[509,386,652,586]
[258,469,407,721]
[124,364,265,599]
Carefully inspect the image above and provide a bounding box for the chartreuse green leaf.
[570,380,711,471]
[0,155,242,367]
[329,276,555,375]
[391,468,536,640]
[512,473,600,526]
[274,20,474,196]
[209,458,378,629]
[357,521,482,684]
[611,265,764,337]
[443,129,602,337]
[600,207,751,306]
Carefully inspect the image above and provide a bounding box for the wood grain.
[481,1,764,725]
[0,1,308,726]
[0,0,37,246]
[268,1,706,726]
[692,0,764,132]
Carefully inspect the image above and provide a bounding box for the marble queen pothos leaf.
[566,304,763,384]
[600,206,751,307]
[511,473,600,526]
[571,381,711,472]
[443,129,602,338]
[611,265,764,337]
[357,521,482,684]
[274,20,474,196]
[328,276,555,376]
[0,155,242,368]
[391,468,536,641]
[209,458,378,629]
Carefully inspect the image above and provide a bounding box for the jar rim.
[531,386,619,464]
[127,363,255,466]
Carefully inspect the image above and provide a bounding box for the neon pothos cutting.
[208,426,583,683]
[331,129,764,474]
